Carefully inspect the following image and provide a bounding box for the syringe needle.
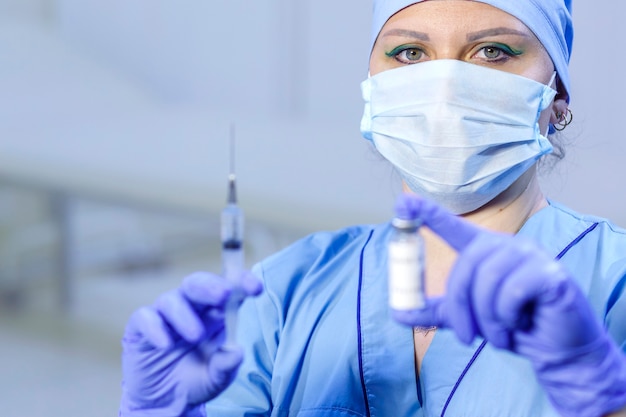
[229,123,236,178]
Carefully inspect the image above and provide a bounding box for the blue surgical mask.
[360,59,557,214]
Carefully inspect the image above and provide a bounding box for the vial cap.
[392,216,421,230]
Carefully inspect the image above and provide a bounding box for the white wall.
[0,0,53,19]
[54,0,373,121]
[540,2,626,225]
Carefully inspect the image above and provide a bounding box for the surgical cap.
[370,0,574,98]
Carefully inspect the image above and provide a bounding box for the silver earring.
[554,108,573,131]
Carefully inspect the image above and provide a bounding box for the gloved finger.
[204,347,244,399]
[444,232,506,344]
[198,325,226,358]
[125,306,172,349]
[240,270,263,297]
[155,289,206,344]
[394,193,422,220]
[197,308,227,344]
[403,194,488,252]
[501,262,607,354]
[392,296,448,328]
[471,238,535,349]
[494,252,570,331]
[180,271,232,307]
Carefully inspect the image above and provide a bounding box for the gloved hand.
[119,271,263,417]
[392,194,626,417]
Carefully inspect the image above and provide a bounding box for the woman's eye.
[481,46,502,59]
[474,44,521,62]
[395,48,424,64]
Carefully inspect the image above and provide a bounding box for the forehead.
[381,1,532,37]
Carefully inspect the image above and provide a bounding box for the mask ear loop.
[543,72,559,137]
[548,71,558,89]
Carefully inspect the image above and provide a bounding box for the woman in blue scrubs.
[120,1,626,416]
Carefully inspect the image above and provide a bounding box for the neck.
[403,166,547,235]
[460,167,547,234]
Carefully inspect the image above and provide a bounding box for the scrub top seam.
[555,222,599,261]
[357,228,375,417]
[440,339,488,417]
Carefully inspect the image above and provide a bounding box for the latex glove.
[119,271,263,417]
[392,194,626,417]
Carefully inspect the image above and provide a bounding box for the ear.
[549,98,569,125]
[549,74,570,125]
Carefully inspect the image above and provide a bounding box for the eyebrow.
[381,27,530,42]
[466,27,530,41]
[381,28,430,41]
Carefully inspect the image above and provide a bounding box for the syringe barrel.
[221,203,245,285]
[221,203,244,246]
[222,245,244,349]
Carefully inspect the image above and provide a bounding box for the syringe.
[221,124,245,349]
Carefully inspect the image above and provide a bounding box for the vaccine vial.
[388,216,426,310]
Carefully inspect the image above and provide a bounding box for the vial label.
[388,240,425,310]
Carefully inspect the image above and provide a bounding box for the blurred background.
[0,1,623,416]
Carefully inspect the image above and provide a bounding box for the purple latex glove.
[392,194,626,417]
[119,271,262,417]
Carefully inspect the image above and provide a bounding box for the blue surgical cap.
[370,0,574,98]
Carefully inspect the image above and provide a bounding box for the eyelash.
[474,44,522,63]
[386,45,426,64]
[386,43,522,65]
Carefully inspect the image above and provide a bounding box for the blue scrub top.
[206,201,626,416]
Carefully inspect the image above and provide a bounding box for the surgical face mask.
[360,59,557,214]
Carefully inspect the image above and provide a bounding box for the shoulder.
[523,200,626,250]
[254,224,383,279]
[539,201,626,307]
[523,200,626,290]
[250,223,389,310]
[545,200,626,248]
